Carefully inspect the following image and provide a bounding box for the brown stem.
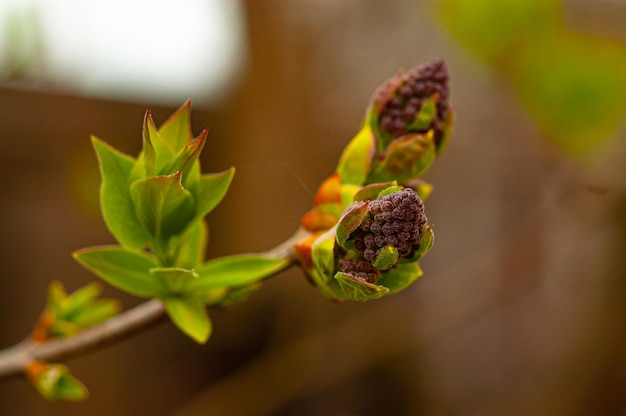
[0,227,309,381]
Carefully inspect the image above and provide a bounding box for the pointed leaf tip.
[163,297,212,343]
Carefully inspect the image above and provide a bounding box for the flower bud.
[339,188,427,269]
[335,59,453,189]
[298,185,433,302]
[371,59,452,153]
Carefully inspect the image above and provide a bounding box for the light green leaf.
[336,124,376,186]
[409,96,437,131]
[163,297,211,343]
[47,281,66,317]
[160,129,207,179]
[369,132,436,184]
[73,246,165,297]
[34,364,89,401]
[353,182,396,202]
[144,109,175,175]
[171,219,208,269]
[158,99,193,153]
[63,282,101,314]
[377,261,423,294]
[150,267,198,295]
[334,272,389,301]
[311,231,336,282]
[372,245,399,270]
[69,299,120,328]
[194,168,236,219]
[309,231,344,301]
[190,255,289,290]
[335,200,369,248]
[91,136,150,249]
[130,171,196,242]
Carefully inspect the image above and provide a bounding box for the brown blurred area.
[1,0,625,415]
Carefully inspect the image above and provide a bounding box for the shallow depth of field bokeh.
[0,1,625,415]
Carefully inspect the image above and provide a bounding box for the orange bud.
[313,173,341,206]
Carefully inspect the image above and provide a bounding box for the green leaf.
[336,124,376,186]
[73,246,165,297]
[69,299,120,328]
[190,255,289,291]
[130,171,196,242]
[144,109,175,175]
[137,111,157,177]
[160,129,207,179]
[372,245,399,270]
[34,364,89,401]
[335,200,369,248]
[158,99,193,153]
[91,137,150,249]
[376,185,403,198]
[369,132,436,184]
[163,297,211,343]
[353,182,396,202]
[377,261,423,294]
[150,267,198,295]
[310,231,343,301]
[409,96,437,131]
[194,168,236,219]
[47,281,66,317]
[63,282,101,314]
[334,272,389,301]
[171,219,208,269]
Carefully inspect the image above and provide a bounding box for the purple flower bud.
[364,248,378,261]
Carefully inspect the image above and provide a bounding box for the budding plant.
[0,59,453,401]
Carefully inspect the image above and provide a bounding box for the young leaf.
[353,182,396,202]
[368,131,436,184]
[372,245,399,270]
[163,297,212,343]
[194,168,236,219]
[335,200,369,248]
[311,231,336,282]
[144,109,175,174]
[150,267,198,295]
[159,129,207,178]
[376,261,423,295]
[73,246,165,297]
[334,272,389,301]
[158,99,193,153]
[130,171,196,242]
[91,137,150,249]
[190,255,290,290]
[69,299,120,329]
[29,363,89,401]
[170,219,208,269]
[336,124,376,186]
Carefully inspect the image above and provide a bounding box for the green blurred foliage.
[440,0,626,157]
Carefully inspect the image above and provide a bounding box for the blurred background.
[0,0,625,414]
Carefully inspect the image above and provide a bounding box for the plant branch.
[0,227,310,382]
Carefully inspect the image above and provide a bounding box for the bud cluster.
[339,257,380,284]
[378,59,450,146]
[352,188,427,262]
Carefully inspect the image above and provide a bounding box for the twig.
[0,227,309,381]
